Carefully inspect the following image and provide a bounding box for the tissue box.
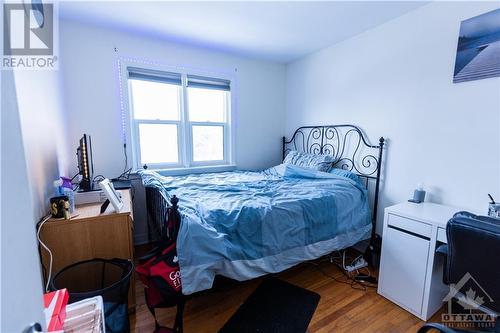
[44,289,69,332]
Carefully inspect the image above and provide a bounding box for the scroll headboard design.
[282,125,385,234]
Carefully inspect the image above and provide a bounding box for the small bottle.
[53,179,63,196]
[414,184,426,203]
[409,183,426,203]
[60,177,75,214]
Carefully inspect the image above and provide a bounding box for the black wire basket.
[50,258,133,333]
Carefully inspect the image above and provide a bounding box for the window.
[127,67,232,170]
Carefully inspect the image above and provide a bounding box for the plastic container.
[62,187,75,213]
[53,179,64,196]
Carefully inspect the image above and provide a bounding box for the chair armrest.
[435,244,449,284]
[436,244,448,255]
[417,323,458,333]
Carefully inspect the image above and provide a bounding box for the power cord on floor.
[37,214,53,292]
[307,250,378,291]
[306,261,360,288]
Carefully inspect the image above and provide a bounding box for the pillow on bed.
[283,150,334,172]
[329,167,361,183]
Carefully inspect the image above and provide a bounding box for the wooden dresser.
[39,189,135,310]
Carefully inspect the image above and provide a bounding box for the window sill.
[147,164,237,176]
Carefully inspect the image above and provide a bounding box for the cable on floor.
[307,250,378,291]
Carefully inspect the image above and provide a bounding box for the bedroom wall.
[60,20,286,177]
[2,68,69,328]
[59,20,286,243]
[13,69,70,220]
[1,70,47,332]
[1,11,69,330]
[285,1,500,235]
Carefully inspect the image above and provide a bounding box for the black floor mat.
[218,277,321,333]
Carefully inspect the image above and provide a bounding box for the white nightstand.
[377,202,465,320]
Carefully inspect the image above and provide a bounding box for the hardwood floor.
[130,258,444,333]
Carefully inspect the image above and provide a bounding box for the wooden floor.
[130,259,444,333]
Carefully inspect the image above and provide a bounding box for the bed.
[140,125,385,295]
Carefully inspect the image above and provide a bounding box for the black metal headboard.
[282,125,385,237]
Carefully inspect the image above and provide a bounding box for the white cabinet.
[379,224,430,315]
[378,203,462,320]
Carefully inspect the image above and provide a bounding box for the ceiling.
[59,1,428,63]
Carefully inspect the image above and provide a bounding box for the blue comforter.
[140,164,372,294]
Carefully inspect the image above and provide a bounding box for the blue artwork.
[453,8,500,83]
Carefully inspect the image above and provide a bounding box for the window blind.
[128,67,182,86]
[187,75,231,91]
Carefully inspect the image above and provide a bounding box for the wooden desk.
[39,189,135,311]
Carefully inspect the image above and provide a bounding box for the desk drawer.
[388,213,432,238]
[437,227,447,243]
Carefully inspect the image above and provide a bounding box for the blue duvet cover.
[140,164,372,294]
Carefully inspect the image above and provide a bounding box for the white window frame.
[120,59,236,173]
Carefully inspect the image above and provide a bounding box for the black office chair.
[418,212,500,333]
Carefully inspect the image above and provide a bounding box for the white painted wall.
[1,4,69,328]
[1,46,69,333]
[1,70,46,332]
[14,69,70,219]
[59,20,286,243]
[60,20,286,177]
[285,1,500,234]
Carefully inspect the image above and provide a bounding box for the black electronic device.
[76,134,94,192]
[111,179,132,190]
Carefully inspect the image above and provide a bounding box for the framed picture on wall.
[453,8,500,83]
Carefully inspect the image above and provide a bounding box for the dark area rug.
[218,277,321,333]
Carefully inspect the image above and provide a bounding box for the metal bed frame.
[144,182,180,242]
[282,125,385,240]
[145,124,384,243]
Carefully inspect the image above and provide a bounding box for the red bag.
[136,243,181,299]
[136,241,184,333]
[136,205,184,333]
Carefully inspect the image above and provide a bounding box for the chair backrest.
[447,212,500,314]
